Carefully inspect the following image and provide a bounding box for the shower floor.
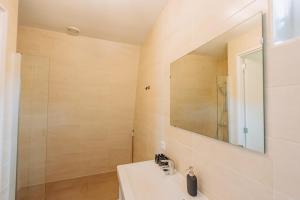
[17,172,119,200]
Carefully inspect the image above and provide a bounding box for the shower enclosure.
[16,54,49,200]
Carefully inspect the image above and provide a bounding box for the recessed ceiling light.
[66,26,80,36]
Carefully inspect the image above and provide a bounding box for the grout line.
[269,136,300,146]
[266,83,300,89]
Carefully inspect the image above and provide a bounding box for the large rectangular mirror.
[170,13,265,153]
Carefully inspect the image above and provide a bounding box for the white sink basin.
[117,161,208,200]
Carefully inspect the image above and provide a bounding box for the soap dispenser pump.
[186,166,197,197]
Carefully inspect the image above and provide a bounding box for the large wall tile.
[267,40,300,87]
[266,85,300,143]
[271,138,300,200]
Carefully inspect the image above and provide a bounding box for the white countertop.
[117,161,208,200]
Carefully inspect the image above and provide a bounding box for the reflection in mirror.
[170,14,265,153]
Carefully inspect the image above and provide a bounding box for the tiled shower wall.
[133,0,300,200]
[17,26,140,184]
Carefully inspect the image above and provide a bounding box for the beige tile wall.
[133,0,300,200]
[0,0,19,199]
[171,54,220,138]
[17,26,140,183]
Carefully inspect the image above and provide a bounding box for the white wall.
[227,23,262,149]
[0,0,19,199]
[3,54,21,200]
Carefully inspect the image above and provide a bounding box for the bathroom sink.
[117,161,208,200]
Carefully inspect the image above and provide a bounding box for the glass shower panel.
[16,54,49,200]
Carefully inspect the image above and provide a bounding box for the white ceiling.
[18,0,168,44]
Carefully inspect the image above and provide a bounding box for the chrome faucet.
[160,159,175,175]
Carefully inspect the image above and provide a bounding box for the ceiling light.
[66,26,80,36]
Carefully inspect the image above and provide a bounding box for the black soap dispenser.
[186,166,197,197]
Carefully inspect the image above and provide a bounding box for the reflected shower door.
[16,54,49,200]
